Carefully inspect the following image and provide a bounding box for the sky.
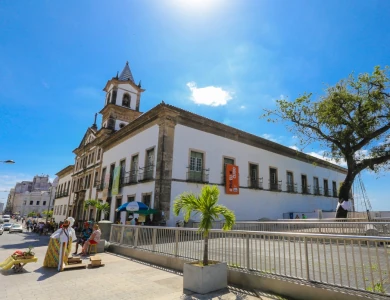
[0,0,389,211]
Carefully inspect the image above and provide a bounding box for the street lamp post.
[0,160,15,164]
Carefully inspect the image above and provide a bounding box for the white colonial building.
[52,165,73,223]
[58,61,347,227]
[9,175,55,216]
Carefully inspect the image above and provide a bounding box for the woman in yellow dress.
[43,217,76,268]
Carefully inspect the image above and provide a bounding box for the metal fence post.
[304,237,310,280]
[175,229,179,256]
[109,225,114,242]
[119,226,125,245]
[246,234,250,270]
[134,227,139,248]
[152,228,157,252]
[318,223,322,234]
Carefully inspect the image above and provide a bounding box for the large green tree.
[263,66,390,217]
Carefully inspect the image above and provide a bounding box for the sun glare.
[170,0,221,11]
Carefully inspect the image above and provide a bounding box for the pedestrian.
[73,222,92,255]
[302,214,307,219]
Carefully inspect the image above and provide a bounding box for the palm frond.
[213,205,236,230]
[173,192,200,222]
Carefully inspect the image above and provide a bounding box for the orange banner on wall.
[225,164,239,195]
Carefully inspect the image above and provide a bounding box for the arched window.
[122,93,130,107]
[111,88,117,104]
[106,93,110,105]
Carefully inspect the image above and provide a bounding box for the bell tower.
[99,61,145,131]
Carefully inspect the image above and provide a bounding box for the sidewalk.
[0,238,282,300]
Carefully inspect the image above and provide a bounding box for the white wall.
[100,124,159,223]
[15,191,51,217]
[115,120,129,131]
[53,197,69,223]
[168,125,346,226]
[169,182,339,226]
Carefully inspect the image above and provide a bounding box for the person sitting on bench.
[80,224,101,256]
[73,222,92,255]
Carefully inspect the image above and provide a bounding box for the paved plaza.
[0,228,281,300]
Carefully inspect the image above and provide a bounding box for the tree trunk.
[336,167,356,218]
[203,233,209,266]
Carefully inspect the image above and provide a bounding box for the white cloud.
[261,133,280,143]
[0,174,34,191]
[289,145,299,151]
[306,150,347,167]
[240,105,246,109]
[186,81,233,106]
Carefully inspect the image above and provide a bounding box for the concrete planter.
[183,261,227,294]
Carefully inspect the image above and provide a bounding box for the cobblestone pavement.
[0,231,282,300]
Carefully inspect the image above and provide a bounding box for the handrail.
[110,224,390,241]
[109,224,390,294]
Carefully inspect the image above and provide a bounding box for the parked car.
[0,225,3,235]
[9,224,23,234]
[3,215,10,222]
[3,223,13,231]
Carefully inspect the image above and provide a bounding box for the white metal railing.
[109,225,390,295]
[190,221,390,237]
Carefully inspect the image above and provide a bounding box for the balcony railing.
[333,189,338,198]
[324,188,331,197]
[313,186,322,196]
[269,180,282,191]
[121,170,138,186]
[302,185,311,194]
[55,191,69,198]
[248,177,263,189]
[286,183,298,193]
[95,181,104,191]
[138,165,154,182]
[186,169,209,183]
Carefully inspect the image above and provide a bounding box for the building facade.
[58,61,347,227]
[9,175,54,216]
[53,165,73,223]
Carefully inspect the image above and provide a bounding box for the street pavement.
[0,226,282,300]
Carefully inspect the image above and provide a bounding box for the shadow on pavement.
[34,266,57,281]
[182,288,249,300]
[0,235,49,250]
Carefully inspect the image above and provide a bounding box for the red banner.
[225,164,239,195]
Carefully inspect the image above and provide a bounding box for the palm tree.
[173,185,235,266]
[83,199,98,222]
[41,210,53,218]
[96,202,110,220]
[84,199,110,221]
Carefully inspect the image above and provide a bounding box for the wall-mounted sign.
[111,166,121,196]
[102,173,110,201]
[225,164,239,195]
